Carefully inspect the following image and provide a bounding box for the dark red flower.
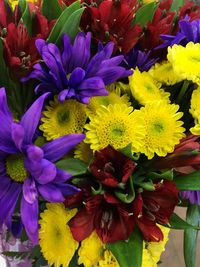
[154,135,200,174]
[81,0,142,53]
[3,6,52,78]
[139,4,175,51]
[179,1,200,21]
[68,194,134,243]
[90,145,136,187]
[132,180,179,242]
[0,0,13,33]
[65,146,136,243]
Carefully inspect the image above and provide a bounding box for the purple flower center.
[6,154,29,183]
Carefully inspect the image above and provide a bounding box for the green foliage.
[56,158,88,176]
[174,170,200,190]
[166,213,200,230]
[184,204,200,267]
[133,2,157,27]
[47,1,85,45]
[19,0,32,35]
[170,0,184,12]
[42,0,62,20]
[107,227,143,267]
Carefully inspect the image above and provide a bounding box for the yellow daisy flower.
[87,84,130,116]
[135,101,185,159]
[95,250,119,267]
[9,0,35,9]
[78,231,103,267]
[74,141,94,164]
[167,42,200,85]
[147,225,170,264]
[150,61,183,86]
[190,87,200,135]
[40,97,87,140]
[129,68,170,105]
[39,203,78,267]
[85,104,145,152]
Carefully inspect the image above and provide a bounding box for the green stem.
[176,80,190,104]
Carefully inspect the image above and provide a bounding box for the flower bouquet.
[0,0,200,266]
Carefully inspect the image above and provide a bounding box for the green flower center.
[98,97,110,106]
[153,122,164,133]
[6,154,29,182]
[57,109,70,125]
[110,124,125,139]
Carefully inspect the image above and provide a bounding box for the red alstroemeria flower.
[0,0,13,33]
[179,1,200,21]
[65,146,136,243]
[90,145,136,187]
[132,180,179,242]
[3,6,52,78]
[139,3,175,51]
[81,0,142,53]
[154,135,200,174]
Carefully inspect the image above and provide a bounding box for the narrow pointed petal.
[21,196,39,244]
[42,134,85,162]
[11,123,24,150]
[20,93,50,144]
[38,184,65,202]
[23,178,38,204]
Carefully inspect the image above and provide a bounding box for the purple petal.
[11,123,24,151]
[69,67,85,88]
[56,183,80,196]
[42,134,85,162]
[21,196,39,244]
[38,184,65,202]
[0,88,12,117]
[0,182,21,226]
[0,175,11,199]
[53,168,72,183]
[62,34,72,71]
[22,178,38,204]
[58,89,75,102]
[26,145,44,162]
[20,93,50,144]
[35,159,57,185]
[35,39,46,56]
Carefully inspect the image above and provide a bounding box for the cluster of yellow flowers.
[39,203,170,267]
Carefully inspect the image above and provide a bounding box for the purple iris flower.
[125,48,157,72]
[0,88,85,244]
[22,32,132,104]
[158,16,200,49]
[180,191,200,205]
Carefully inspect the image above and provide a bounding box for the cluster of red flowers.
[65,146,179,243]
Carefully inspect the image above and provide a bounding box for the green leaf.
[114,178,135,203]
[133,2,157,27]
[19,0,32,36]
[184,204,200,267]
[135,180,155,191]
[170,0,184,12]
[56,158,88,176]
[0,38,10,88]
[47,1,83,44]
[107,227,143,267]
[42,0,62,20]
[174,170,200,190]
[167,213,200,230]
[147,169,174,181]
[119,143,140,161]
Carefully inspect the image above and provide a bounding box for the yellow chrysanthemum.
[150,61,183,85]
[74,141,94,164]
[190,87,200,135]
[78,231,103,267]
[40,97,87,140]
[39,203,78,267]
[95,250,119,267]
[167,42,200,85]
[135,101,185,159]
[85,104,145,152]
[129,68,170,105]
[87,84,130,116]
[147,225,170,264]
[9,0,35,9]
